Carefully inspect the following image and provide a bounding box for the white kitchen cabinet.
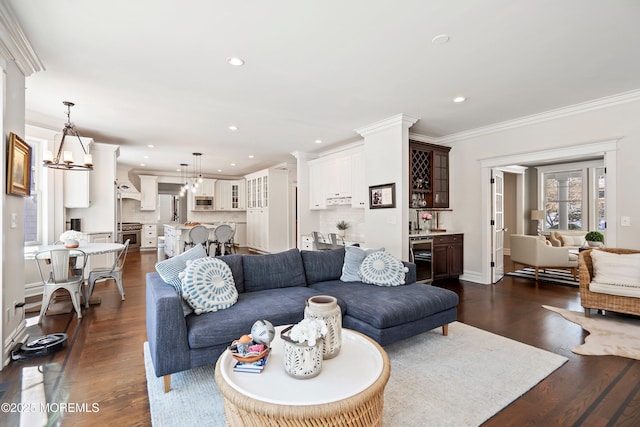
[142,224,157,249]
[140,175,158,211]
[216,179,246,211]
[350,151,367,208]
[245,168,289,253]
[63,136,93,208]
[301,235,314,250]
[199,178,215,197]
[85,232,114,273]
[308,147,364,210]
[309,161,327,210]
[325,156,352,198]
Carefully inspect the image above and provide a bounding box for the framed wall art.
[369,183,395,209]
[6,132,31,197]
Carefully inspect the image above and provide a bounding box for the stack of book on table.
[232,349,271,373]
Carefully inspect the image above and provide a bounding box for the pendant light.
[192,152,203,191]
[43,101,93,170]
[179,163,188,197]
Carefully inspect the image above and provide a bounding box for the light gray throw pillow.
[340,246,384,282]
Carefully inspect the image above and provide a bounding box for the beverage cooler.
[409,236,433,283]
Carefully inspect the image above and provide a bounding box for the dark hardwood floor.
[1,251,639,426]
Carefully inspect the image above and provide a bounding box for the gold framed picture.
[7,132,31,197]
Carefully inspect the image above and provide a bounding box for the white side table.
[215,326,390,426]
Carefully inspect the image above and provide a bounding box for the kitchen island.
[163,223,242,257]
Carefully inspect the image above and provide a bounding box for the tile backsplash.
[316,206,365,243]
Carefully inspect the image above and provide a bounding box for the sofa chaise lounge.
[146,247,459,391]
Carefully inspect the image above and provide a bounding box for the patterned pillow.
[181,257,239,314]
[155,244,207,292]
[359,251,409,287]
[340,246,384,282]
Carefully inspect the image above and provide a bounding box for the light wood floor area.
[1,250,639,426]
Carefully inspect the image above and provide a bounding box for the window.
[538,160,604,232]
[23,138,42,245]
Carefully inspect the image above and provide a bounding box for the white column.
[355,114,419,260]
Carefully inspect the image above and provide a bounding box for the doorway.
[480,140,618,285]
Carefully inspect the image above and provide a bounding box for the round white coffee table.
[214,326,390,426]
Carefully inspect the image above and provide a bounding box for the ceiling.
[10,0,640,177]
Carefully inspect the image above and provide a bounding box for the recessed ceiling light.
[453,96,466,103]
[315,139,322,144]
[228,125,239,131]
[248,155,254,159]
[176,168,181,172]
[140,163,146,167]
[143,155,149,159]
[230,163,236,166]
[227,57,245,66]
[432,34,450,45]
[217,169,222,172]
[147,144,154,148]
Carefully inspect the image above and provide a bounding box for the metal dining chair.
[86,239,130,307]
[184,225,210,254]
[210,224,235,256]
[35,248,87,323]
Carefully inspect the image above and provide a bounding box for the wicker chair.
[578,248,640,317]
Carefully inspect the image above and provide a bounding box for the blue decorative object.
[359,251,408,286]
[181,257,238,314]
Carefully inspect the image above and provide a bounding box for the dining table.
[25,242,125,306]
[24,242,125,259]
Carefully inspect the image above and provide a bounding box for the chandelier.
[179,153,204,196]
[43,101,93,170]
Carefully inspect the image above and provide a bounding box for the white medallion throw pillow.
[181,257,239,314]
[359,251,409,287]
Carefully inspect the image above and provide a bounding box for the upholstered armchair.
[549,231,588,248]
[510,234,579,280]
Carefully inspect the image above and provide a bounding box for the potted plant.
[585,231,605,248]
[336,220,349,239]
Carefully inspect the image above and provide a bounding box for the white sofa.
[510,234,579,280]
[549,231,587,248]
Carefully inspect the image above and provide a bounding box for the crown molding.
[0,1,44,76]
[408,132,439,144]
[354,113,420,137]
[435,89,640,145]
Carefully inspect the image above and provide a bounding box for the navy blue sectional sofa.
[146,247,459,391]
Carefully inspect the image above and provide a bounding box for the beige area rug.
[543,305,640,360]
[145,322,567,427]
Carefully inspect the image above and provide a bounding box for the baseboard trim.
[459,270,485,284]
[3,319,28,368]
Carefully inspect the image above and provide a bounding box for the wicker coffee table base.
[214,335,390,427]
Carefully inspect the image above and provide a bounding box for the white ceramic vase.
[282,327,324,379]
[304,295,342,359]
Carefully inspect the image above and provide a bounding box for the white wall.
[448,98,640,283]
[1,60,27,366]
[361,115,415,259]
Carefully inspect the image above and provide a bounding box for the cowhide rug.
[543,305,640,360]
